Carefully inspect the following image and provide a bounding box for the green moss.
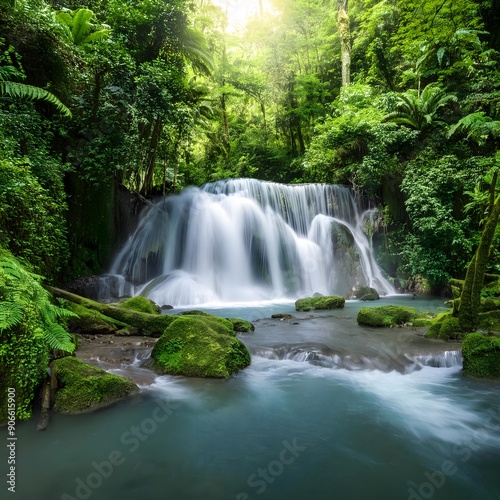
[179,310,212,316]
[179,311,235,334]
[227,318,255,332]
[478,310,500,334]
[357,305,419,327]
[151,315,251,378]
[462,333,500,379]
[65,302,130,334]
[412,318,434,327]
[120,296,161,314]
[480,297,500,312]
[49,287,176,337]
[53,357,138,413]
[424,312,449,338]
[437,316,463,341]
[295,295,345,311]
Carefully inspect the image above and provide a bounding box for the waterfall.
[108,179,394,306]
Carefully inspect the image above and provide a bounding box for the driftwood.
[36,378,51,431]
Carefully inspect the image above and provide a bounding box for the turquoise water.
[11,299,500,500]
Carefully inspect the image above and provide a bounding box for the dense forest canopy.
[0,0,499,288]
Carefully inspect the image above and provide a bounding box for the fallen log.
[47,286,175,337]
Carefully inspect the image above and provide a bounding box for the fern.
[0,66,72,117]
[43,324,76,353]
[0,254,77,352]
[0,302,23,330]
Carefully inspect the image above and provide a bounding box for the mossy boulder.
[53,357,138,413]
[227,318,255,332]
[462,333,500,379]
[151,315,251,378]
[357,305,419,327]
[120,296,161,314]
[295,295,345,311]
[353,286,380,301]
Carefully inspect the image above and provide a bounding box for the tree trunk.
[338,0,351,86]
[142,117,162,195]
[459,172,500,331]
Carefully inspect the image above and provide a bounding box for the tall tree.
[459,166,500,331]
[337,0,350,85]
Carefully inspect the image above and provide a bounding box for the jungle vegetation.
[1,0,500,417]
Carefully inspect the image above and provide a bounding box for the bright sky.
[211,0,275,30]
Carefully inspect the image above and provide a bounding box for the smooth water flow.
[108,179,393,306]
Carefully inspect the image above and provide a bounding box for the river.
[14,297,500,500]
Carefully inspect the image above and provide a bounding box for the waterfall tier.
[108,179,393,306]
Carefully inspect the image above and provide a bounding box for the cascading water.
[107,178,393,306]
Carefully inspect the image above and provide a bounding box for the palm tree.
[384,83,457,134]
[0,66,72,117]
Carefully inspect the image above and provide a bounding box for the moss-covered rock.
[53,357,138,413]
[295,295,345,311]
[120,296,161,315]
[357,305,419,327]
[353,286,380,301]
[462,333,500,379]
[227,318,255,332]
[151,315,251,378]
[271,313,294,320]
[436,316,463,340]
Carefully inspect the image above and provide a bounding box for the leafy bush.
[0,158,69,279]
[399,153,483,285]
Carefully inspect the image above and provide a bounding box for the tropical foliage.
[0,251,76,421]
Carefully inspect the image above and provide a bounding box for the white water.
[108,179,393,306]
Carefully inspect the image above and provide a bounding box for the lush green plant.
[0,65,71,116]
[0,252,76,422]
[384,83,458,134]
[0,158,69,279]
[399,153,483,285]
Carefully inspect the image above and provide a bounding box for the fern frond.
[43,323,76,353]
[82,29,110,44]
[0,81,72,117]
[0,302,23,331]
[0,258,23,280]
